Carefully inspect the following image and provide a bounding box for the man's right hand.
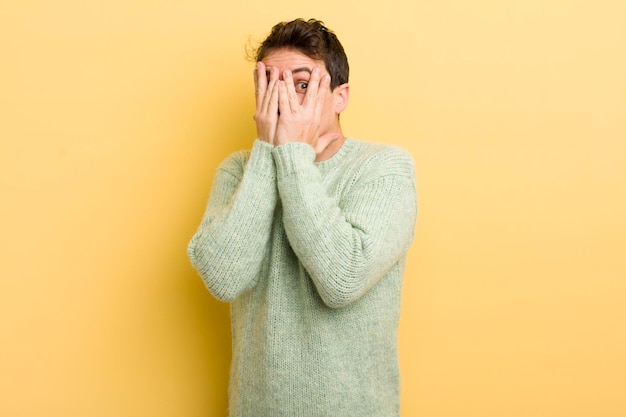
[253,61,279,145]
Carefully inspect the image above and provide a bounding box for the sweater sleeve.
[273,142,417,308]
[187,140,277,302]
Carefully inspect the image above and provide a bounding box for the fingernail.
[284,70,291,78]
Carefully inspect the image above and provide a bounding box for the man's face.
[261,48,339,131]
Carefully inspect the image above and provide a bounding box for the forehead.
[262,48,326,73]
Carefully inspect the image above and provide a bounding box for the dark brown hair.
[254,18,349,90]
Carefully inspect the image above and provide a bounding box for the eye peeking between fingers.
[295,81,308,93]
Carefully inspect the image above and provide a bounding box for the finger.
[302,67,322,108]
[262,66,279,114]
[314,74,331,116]
[282,70,300,113]
[277,80,290,116]
[254,68,258,101]
[255,61,267,110]
[267,76,280,117]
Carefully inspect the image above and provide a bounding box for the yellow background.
[1,1,625,416]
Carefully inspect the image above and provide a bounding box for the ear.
[332,83,350,115]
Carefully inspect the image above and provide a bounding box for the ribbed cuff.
[246,139,276,177]
[272,142,316,178]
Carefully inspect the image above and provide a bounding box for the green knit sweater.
[188,138,417,417]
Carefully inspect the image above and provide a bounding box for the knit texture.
[188,138,417,417]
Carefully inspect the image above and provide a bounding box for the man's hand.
[253,61,279,145]
[275,67,339,155]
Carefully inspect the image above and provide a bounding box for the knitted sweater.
[188,138,417,417]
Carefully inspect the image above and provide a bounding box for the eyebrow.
[265,67,313,77]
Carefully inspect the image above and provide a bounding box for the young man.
[188,18,417,417]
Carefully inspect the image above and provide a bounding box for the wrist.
[272,142,316,178]
[247,139,277,176]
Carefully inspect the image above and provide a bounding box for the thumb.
[314,133,340,155]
